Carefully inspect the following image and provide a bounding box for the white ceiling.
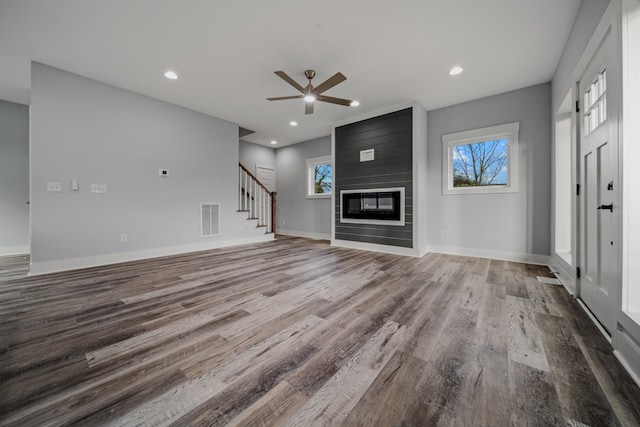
[0,0,581,147]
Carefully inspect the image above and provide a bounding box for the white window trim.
[442,122,520,195]
[306,155,333,199]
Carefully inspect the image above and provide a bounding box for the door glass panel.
[583,69,608,136]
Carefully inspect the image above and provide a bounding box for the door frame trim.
[568,1,622,333]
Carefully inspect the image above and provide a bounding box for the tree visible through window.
[452,138,508,187]
[442,122,519,195]
[306,155,333,198]
[314,164,332,194]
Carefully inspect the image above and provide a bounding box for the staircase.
[238,163,276,234]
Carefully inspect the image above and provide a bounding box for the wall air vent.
[201,203,220,237]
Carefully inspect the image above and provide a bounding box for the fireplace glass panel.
[363,197,378,210]
[341,191,402,221]
[378,195,394,210]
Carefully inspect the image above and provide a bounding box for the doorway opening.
[555,91,574,266]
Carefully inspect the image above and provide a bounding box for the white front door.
[578,28,618,334]
[255,164,276,193]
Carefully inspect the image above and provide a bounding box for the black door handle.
[597,203,613,212]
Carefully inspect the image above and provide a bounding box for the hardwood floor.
[1,236,639,426]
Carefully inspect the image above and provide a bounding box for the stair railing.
[238,163,276,234]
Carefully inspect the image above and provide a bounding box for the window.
[442,122,519,194]
[583,69,607,136]
[306,155,333,198]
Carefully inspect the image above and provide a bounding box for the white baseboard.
[614,349,640,389]
[425,244,551,265]
[328,241,551,262]
[613,315,640,389]
[278,229,330,241]
[548,255,576,295]
[576,298,612,343]
[29,234,274,276]
[614,325,640,389]
[418,245,429,257]
[331,239,421,257]
[0,245,30,256]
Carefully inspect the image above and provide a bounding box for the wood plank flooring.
[1,236,639,426]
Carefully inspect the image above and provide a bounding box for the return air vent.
[201,203,220,237]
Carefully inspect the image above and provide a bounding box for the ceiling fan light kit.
[267,69,356,115]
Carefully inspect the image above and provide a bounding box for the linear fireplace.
[340,187,405,226]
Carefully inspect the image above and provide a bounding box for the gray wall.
[30,63,252,267]
[552,0,610,108]
[239,139,275,174]
[334,108,413,248]
[0,100,30,253]
[427,83,551,256]
[275,136,331,238]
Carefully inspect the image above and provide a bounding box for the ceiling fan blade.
[266,95,304,101]
[316,95,352,106]
[305,102,314,115]
[312,72,347,95]
[274,71,305,93]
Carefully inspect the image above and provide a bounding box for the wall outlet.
[282,219,286,225]
[46,182,62,192]
[438,230,445,237]
[159,169,169,177]
[120,233,128,243]
[91,184,108,194]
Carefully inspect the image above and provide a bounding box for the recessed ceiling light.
[270,140,277,145]
[350,100,360,107]
[164,70,178,80]
[304,94,316,103]
[289,121,298,126]
[449,66,463,76]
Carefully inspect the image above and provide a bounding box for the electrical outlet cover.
[46,182,62,192]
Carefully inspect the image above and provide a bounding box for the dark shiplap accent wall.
[334,107,413,248]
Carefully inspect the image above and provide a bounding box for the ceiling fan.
[267,70,355,115]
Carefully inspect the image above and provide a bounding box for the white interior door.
[255,164,276,192]
[578,29,617,334]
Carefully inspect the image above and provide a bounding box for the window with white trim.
[583,69,607,136]
[306,155,333,198]
[442,122,519,195]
